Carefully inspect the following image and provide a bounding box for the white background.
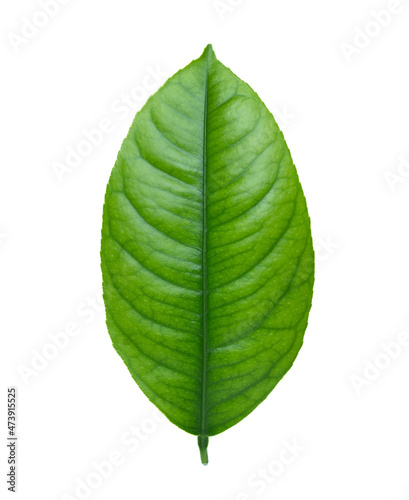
[1,0,409,499]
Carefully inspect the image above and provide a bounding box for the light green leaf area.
[101,45,314,464]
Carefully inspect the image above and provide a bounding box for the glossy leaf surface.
[101,45,314,464]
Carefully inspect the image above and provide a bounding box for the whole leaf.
[101,45,314,464]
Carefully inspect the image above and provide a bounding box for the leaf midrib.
[200,52,210,440]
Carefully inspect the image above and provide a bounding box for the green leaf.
[101,45,314,465]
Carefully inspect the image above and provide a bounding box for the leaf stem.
[198,435,209,465]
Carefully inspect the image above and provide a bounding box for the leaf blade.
[101,45,314,462]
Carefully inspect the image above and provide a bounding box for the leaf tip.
[202,44,216,62]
